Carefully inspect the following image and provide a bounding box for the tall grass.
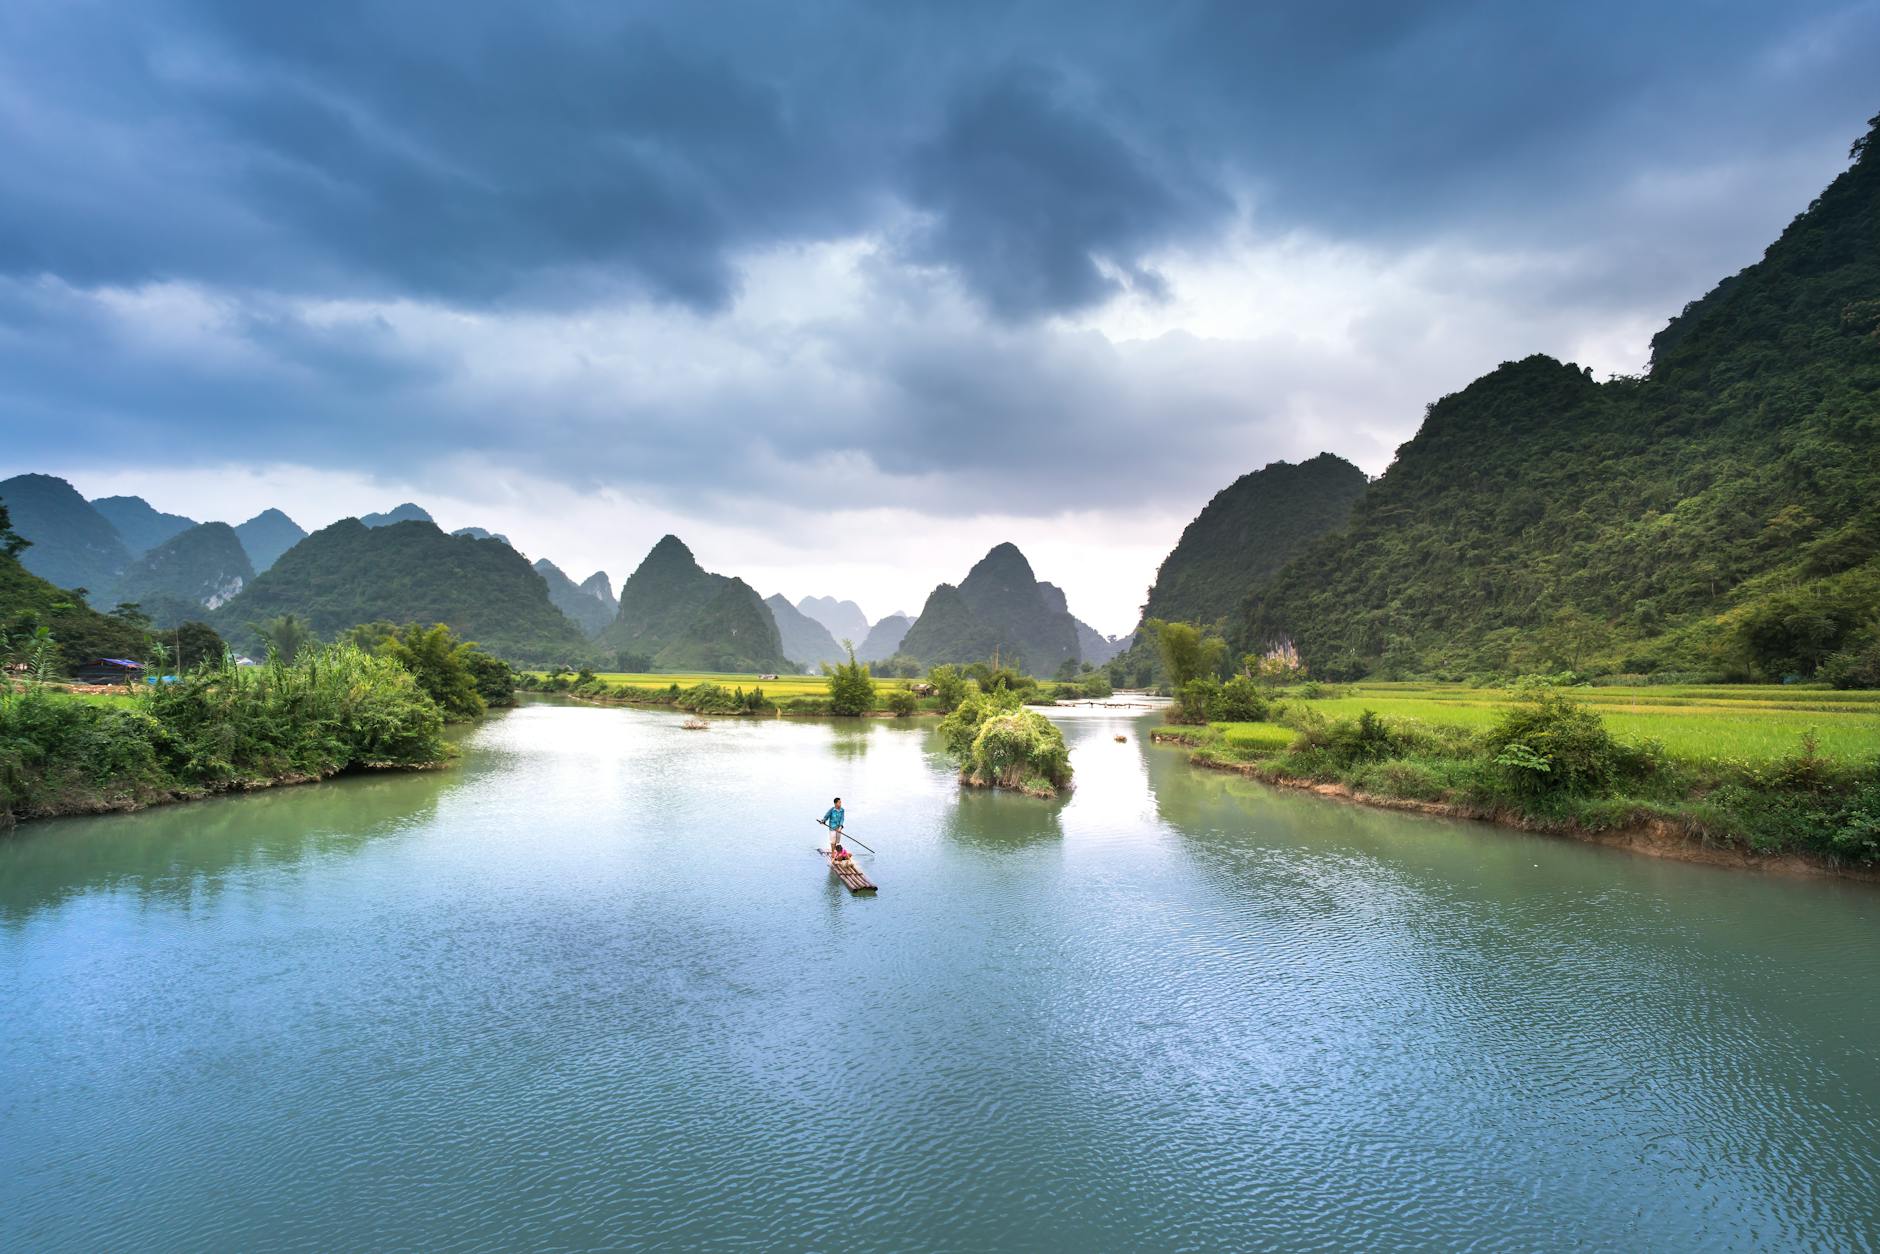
[1,645,447,824]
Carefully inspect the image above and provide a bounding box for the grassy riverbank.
[0,646,452,825]
[1152,683,1880,869]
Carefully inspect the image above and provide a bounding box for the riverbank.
[0,647,455,828]
[1151,724,1880,880]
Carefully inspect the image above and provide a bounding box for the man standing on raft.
[822,797,849,860]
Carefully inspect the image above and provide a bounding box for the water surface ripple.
[2,701,1877,1251]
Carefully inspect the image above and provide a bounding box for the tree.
[378,623,486,720]
[252,613,317,664]
[1145,619,1226,687]
[825,644,876,716]
[928,664,968,712]
[0,502,28,558]
[172,622,226,670]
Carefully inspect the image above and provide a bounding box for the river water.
[2,700,1876,1252]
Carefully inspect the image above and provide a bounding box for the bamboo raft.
[823,848,878,894]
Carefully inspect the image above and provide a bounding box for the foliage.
[938,689,1071,795]
[251,613,318,664]
[168,621,227,670]
[886,688,919,716]
[824,644,877,716]
[378,623,488,720]
[1146,619,1228,688]
[1477,690,1653,800]
[871,652,924,678]
[1208,674,1270,721]
[0,644,447,824]
[1240,120,1880,682]
[928,664,969,711]
[0,541,148,669]
[215,517,590,665]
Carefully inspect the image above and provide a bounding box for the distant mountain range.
[767,595,846,670]
[796,595,870,644]
[91,495,195,556]
[361,503,434,528]
[534,559,617,637]
[233,509,308,573]
[858,612,911,662]
[0,479,1124,673]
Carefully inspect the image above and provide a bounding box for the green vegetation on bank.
[1154,681,1880,864]
[938,690,1072,797]
[1,645,449,825]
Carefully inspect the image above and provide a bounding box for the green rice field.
[1282,683,1880,765]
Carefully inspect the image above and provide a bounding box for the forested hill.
[113,522,255,626]
[1248,114,1880,682]
[0,474,131,596]
[602,535,792,672]
[213,519,590,663]
[899,544,1081,674]
[1145,453,1368,630]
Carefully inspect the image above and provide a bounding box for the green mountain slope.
[653,580,788,672]
[213,519,589,663]
[1145,454,1368,628]
[766,594,845,668]
[602,536,791,672]
[1248,115,1880,681]
[91,496,197,556]
[534,559,617,637]
[899,584,1000,665]
[114,522,255,626]
[0,503,148,666]
[900,544,1084,673]
[0,474,132,598]
[233,509,307,572]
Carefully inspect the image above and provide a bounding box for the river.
[3,699,1876,1251]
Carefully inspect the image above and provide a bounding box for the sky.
[2,1,1876,634]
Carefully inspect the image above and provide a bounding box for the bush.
[1478,691,1648,799]
[886,688,919,716]
[1173,678,1216,724]
[825,646,876,716]
[1820,635,1880,689]
[964,709,1072,794]
[1207,674,1269,722]
[928,665,969,712]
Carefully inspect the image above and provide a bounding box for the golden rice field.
[568,671,911,700]
[1289,683,1880,765]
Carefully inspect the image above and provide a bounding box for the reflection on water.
[1,700,1876,1252]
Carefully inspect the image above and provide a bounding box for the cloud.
[1,0,1876,630]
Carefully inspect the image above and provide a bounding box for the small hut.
[71,658,143,684]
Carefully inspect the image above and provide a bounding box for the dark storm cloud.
[0,0,1876,516]
[3,0,1872,316]
[906,65,1221,317]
